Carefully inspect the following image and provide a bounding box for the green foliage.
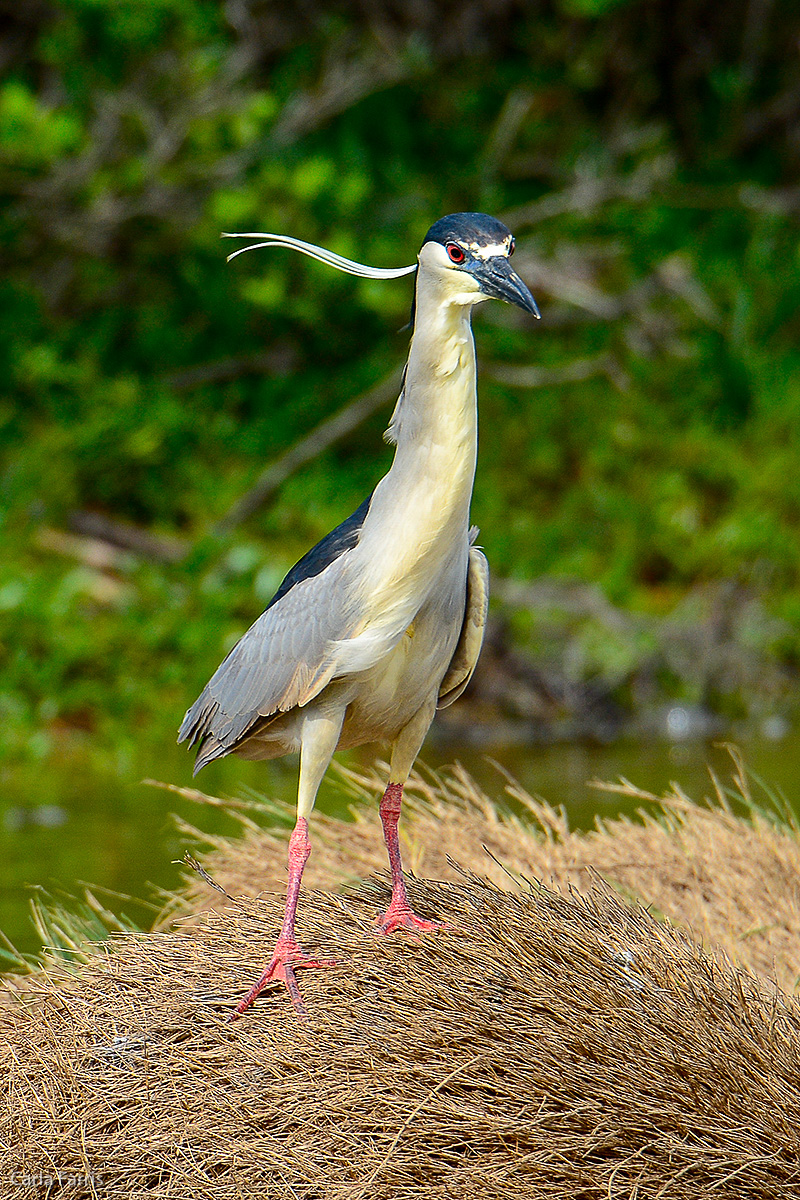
[2,0,800,778]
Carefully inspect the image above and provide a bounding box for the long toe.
[229,938,336,1021]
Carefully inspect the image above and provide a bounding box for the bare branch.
[484,354,628,392]
[161,348,296,391]
[214,369,403,533]
[68,511,188,563]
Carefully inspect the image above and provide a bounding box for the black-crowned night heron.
[179,213,539,1018]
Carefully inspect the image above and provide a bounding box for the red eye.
[446,242,466,264]
[508,237,516,257]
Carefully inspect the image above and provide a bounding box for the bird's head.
[417,212,539,318]
[222,211,538,319]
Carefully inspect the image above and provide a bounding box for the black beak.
[471,256,540,318]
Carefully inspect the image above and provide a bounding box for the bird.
[179,212,539,1019]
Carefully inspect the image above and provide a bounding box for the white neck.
[385,276,478,513]
[353,270,479,607]
[335,267,482,670]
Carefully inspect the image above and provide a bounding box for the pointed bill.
[469,255,541,318]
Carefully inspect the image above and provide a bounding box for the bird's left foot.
[374,902,445,936]
[228,937,336,1021]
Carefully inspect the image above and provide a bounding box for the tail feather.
[192,735,228,774]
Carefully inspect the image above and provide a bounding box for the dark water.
[2,724,798,956]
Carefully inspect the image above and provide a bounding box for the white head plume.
[222,232,418,279]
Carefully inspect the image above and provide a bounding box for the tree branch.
[213,369,402,534]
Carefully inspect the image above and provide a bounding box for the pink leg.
[375,783,444,935]
[229,817,335,1021]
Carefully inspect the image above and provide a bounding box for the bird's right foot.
[229,936,336,1021]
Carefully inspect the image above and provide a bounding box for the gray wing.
[179,495,373,771]
[437,546,489,709]
[179,557,357,770]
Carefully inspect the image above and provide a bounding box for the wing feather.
[179,496,373,768]
[179,559,357,770]
[437,547,489,709]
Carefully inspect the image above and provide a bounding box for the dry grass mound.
[168,753,800,994]
[4,755,800,1198]
[3,875,800,1199]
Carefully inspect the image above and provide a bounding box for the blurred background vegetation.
[2,0,800,950]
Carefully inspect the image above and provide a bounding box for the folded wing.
[437,546,489,709]
[179,495,372,770]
